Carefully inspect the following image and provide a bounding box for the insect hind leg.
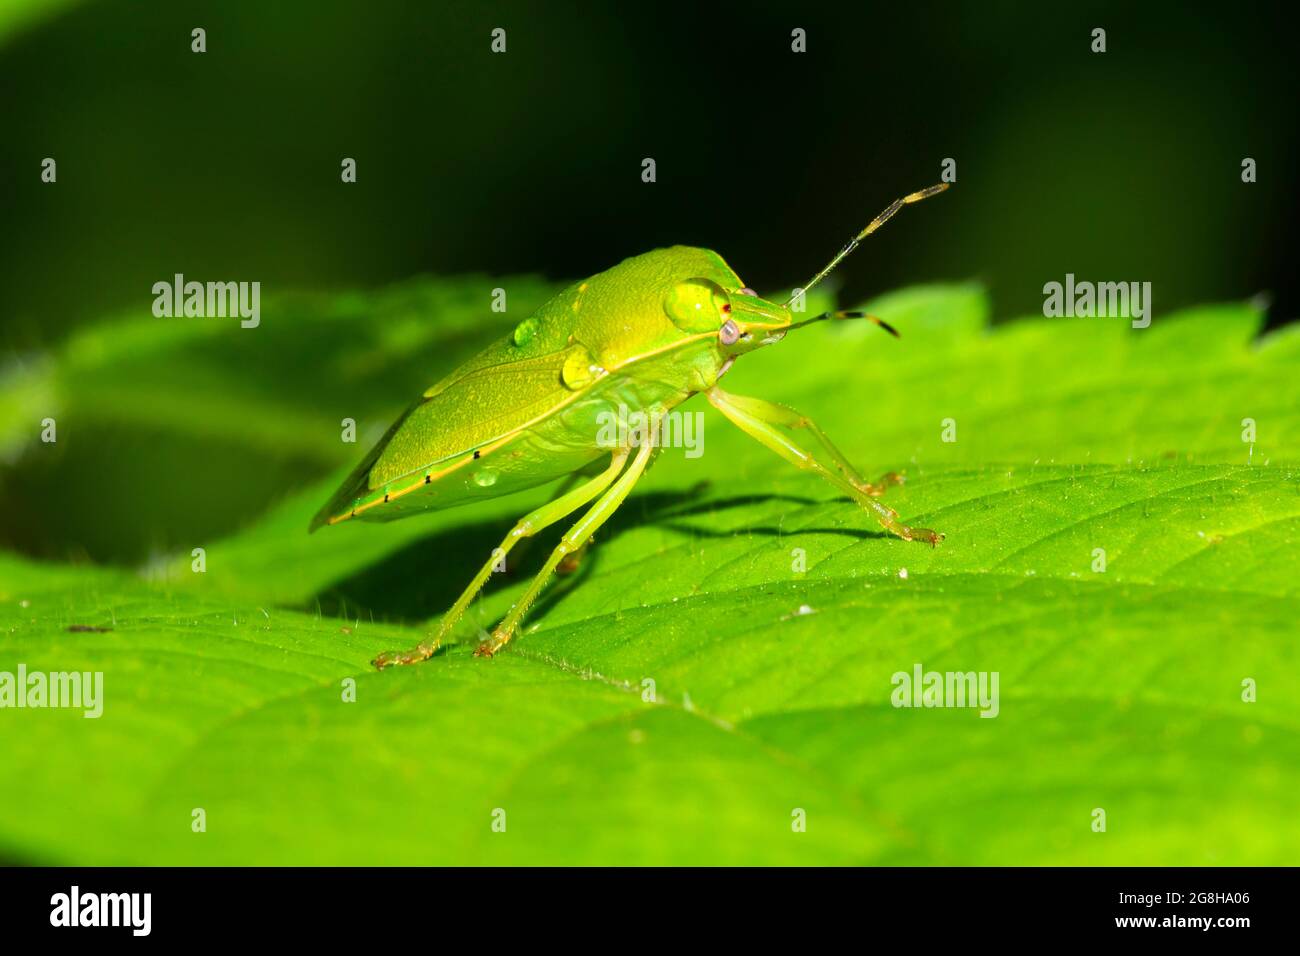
[556,539,590,575]
[372,449,631,669]
[475,437,656,658]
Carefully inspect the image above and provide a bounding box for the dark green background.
[1,0,1295,564]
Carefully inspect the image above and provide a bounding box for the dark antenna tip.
[835,310,900,338]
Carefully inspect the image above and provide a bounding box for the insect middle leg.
[372,448,632,669]
[706,386,943,545]
[475,437,656,658]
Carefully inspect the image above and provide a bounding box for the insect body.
[312,184,949,667]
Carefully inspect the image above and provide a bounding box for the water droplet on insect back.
[561,346,599,390]
[512,318,538,347]
[473,469,499,488]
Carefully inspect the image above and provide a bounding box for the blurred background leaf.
[0,0,80,45]
[0,275,558,562]
[1,0,1296,354]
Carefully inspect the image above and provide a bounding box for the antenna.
[787,183,950,305]
[782,310,899,338]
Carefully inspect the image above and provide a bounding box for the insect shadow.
[307,488,877,627]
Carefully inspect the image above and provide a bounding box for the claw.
[474,628,512,658]
[372,639,439,670]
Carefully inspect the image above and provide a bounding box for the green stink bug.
[312,184,950,667]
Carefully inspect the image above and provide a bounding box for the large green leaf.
[2,282,1297,864]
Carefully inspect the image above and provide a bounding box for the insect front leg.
[706,386,943,546]
[372,449,631,669]
[710,391,904,497]
[475,437,656,658]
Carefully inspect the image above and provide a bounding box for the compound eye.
[665,277,731,333]
[719,318,740,345]
[737,287,757,297]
